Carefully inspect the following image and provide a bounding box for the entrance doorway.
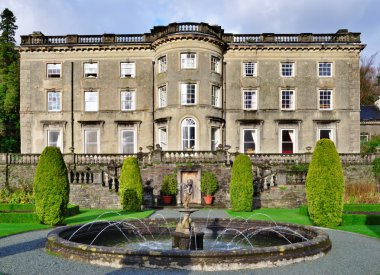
[180,171,201,204]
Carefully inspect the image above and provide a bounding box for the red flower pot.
[162,195,173,205]
[203,195,214,205]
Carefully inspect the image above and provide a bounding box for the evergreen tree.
[0,8,20,152]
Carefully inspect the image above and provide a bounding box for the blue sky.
[1,0,379,63]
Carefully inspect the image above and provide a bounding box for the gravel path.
[1,211,379,275]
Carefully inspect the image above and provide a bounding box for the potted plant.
[201,171,218,205]
[160,174,177,205]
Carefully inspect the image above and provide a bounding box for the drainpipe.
[71,62,74,153]
[152,60,155,147]
[222,60,227,146]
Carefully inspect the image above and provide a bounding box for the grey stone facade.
[19,23,364,154]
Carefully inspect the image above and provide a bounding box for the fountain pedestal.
[171,209,204,250]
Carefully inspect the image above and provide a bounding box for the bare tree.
[360,53,380,105]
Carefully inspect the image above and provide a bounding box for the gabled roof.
[360,105,380,121]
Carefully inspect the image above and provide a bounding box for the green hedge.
[0,203,35,212]
[119,157,143,211]
[306,139,345,227]
[0,212,39,223]
[344,204,380,213]
[342,214,380,225]
[33,146,70,225]
[230,154,253,212]
[373,157,380,178]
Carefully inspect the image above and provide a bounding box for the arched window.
[182,118,196,150]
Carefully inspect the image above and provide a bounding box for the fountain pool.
[46,216,331,271]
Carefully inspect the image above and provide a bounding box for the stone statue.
[182,179,193,209]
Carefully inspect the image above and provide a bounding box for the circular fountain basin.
[46,218,331,271]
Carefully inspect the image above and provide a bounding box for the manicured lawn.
[226,208,313,225]
[63,209,155,225]
[227,207,380,239]
[0,223,50,237]
[0,209,154,238]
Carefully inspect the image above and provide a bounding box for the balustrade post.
[152,144,163,163]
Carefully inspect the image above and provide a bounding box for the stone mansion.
[18,22,365,154]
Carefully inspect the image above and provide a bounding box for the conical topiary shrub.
[33,146,70,225]
[119,157,143,211]
[306,139,345,227]
[230,154,253,211]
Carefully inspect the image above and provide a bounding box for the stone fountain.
[171,209,204,250]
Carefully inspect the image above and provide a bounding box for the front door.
[181,171,201,204]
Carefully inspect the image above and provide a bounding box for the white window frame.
[84,129,99,154]
[84,91,99,112]
[158,56,167,73]
[46,63,61,78]
[319,90,333,110]
[243,62,257,77]
[279,128,297,154]
[211,56,221,73]
[318,62,333,77]
[47,129,63,152]
[360,133,369,142]
[318,128,335,143]
[210,127,221,151]
[181,83,197,105]
[211,85,221,108]
[243,89,258,110]
[120,62,135,78]
[180,53,197,69]
[83,62,98,78]
[121,90,136,111]
[181,118,196,150]
[241,128,258,154]
[158,85,167,108]
[281,62,295,77]
[120,129,136,154]
[158,127,168,150]
[47,91,61,112]
[280,90,295,110]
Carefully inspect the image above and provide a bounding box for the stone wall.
[0,153,377,209]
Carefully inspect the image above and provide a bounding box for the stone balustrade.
[20,23,361,46]
[0,152,377,166]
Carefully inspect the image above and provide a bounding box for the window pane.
[281,90,294,110]
[85,91,98,111]
[48,131,62,151]
[47,64,61,78]
[181,84,196,105]
[48,92,61,111]
[243,90,257,110]
[181,53,196,69]
[121,90,135,110]
[84,63,98,77]
[243,62,256,76]
[121,62,135,77]
[320,129,331,139]
[319,90,332,109]
[319,63,332,77]
[85,131,98,154]
[159,86,167,107]
[159,128,167,149]
[158,56,167,73]
[281,63,294,76]
[243,129,256,153]
[281,130,294,154]
[122,130,135,154]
